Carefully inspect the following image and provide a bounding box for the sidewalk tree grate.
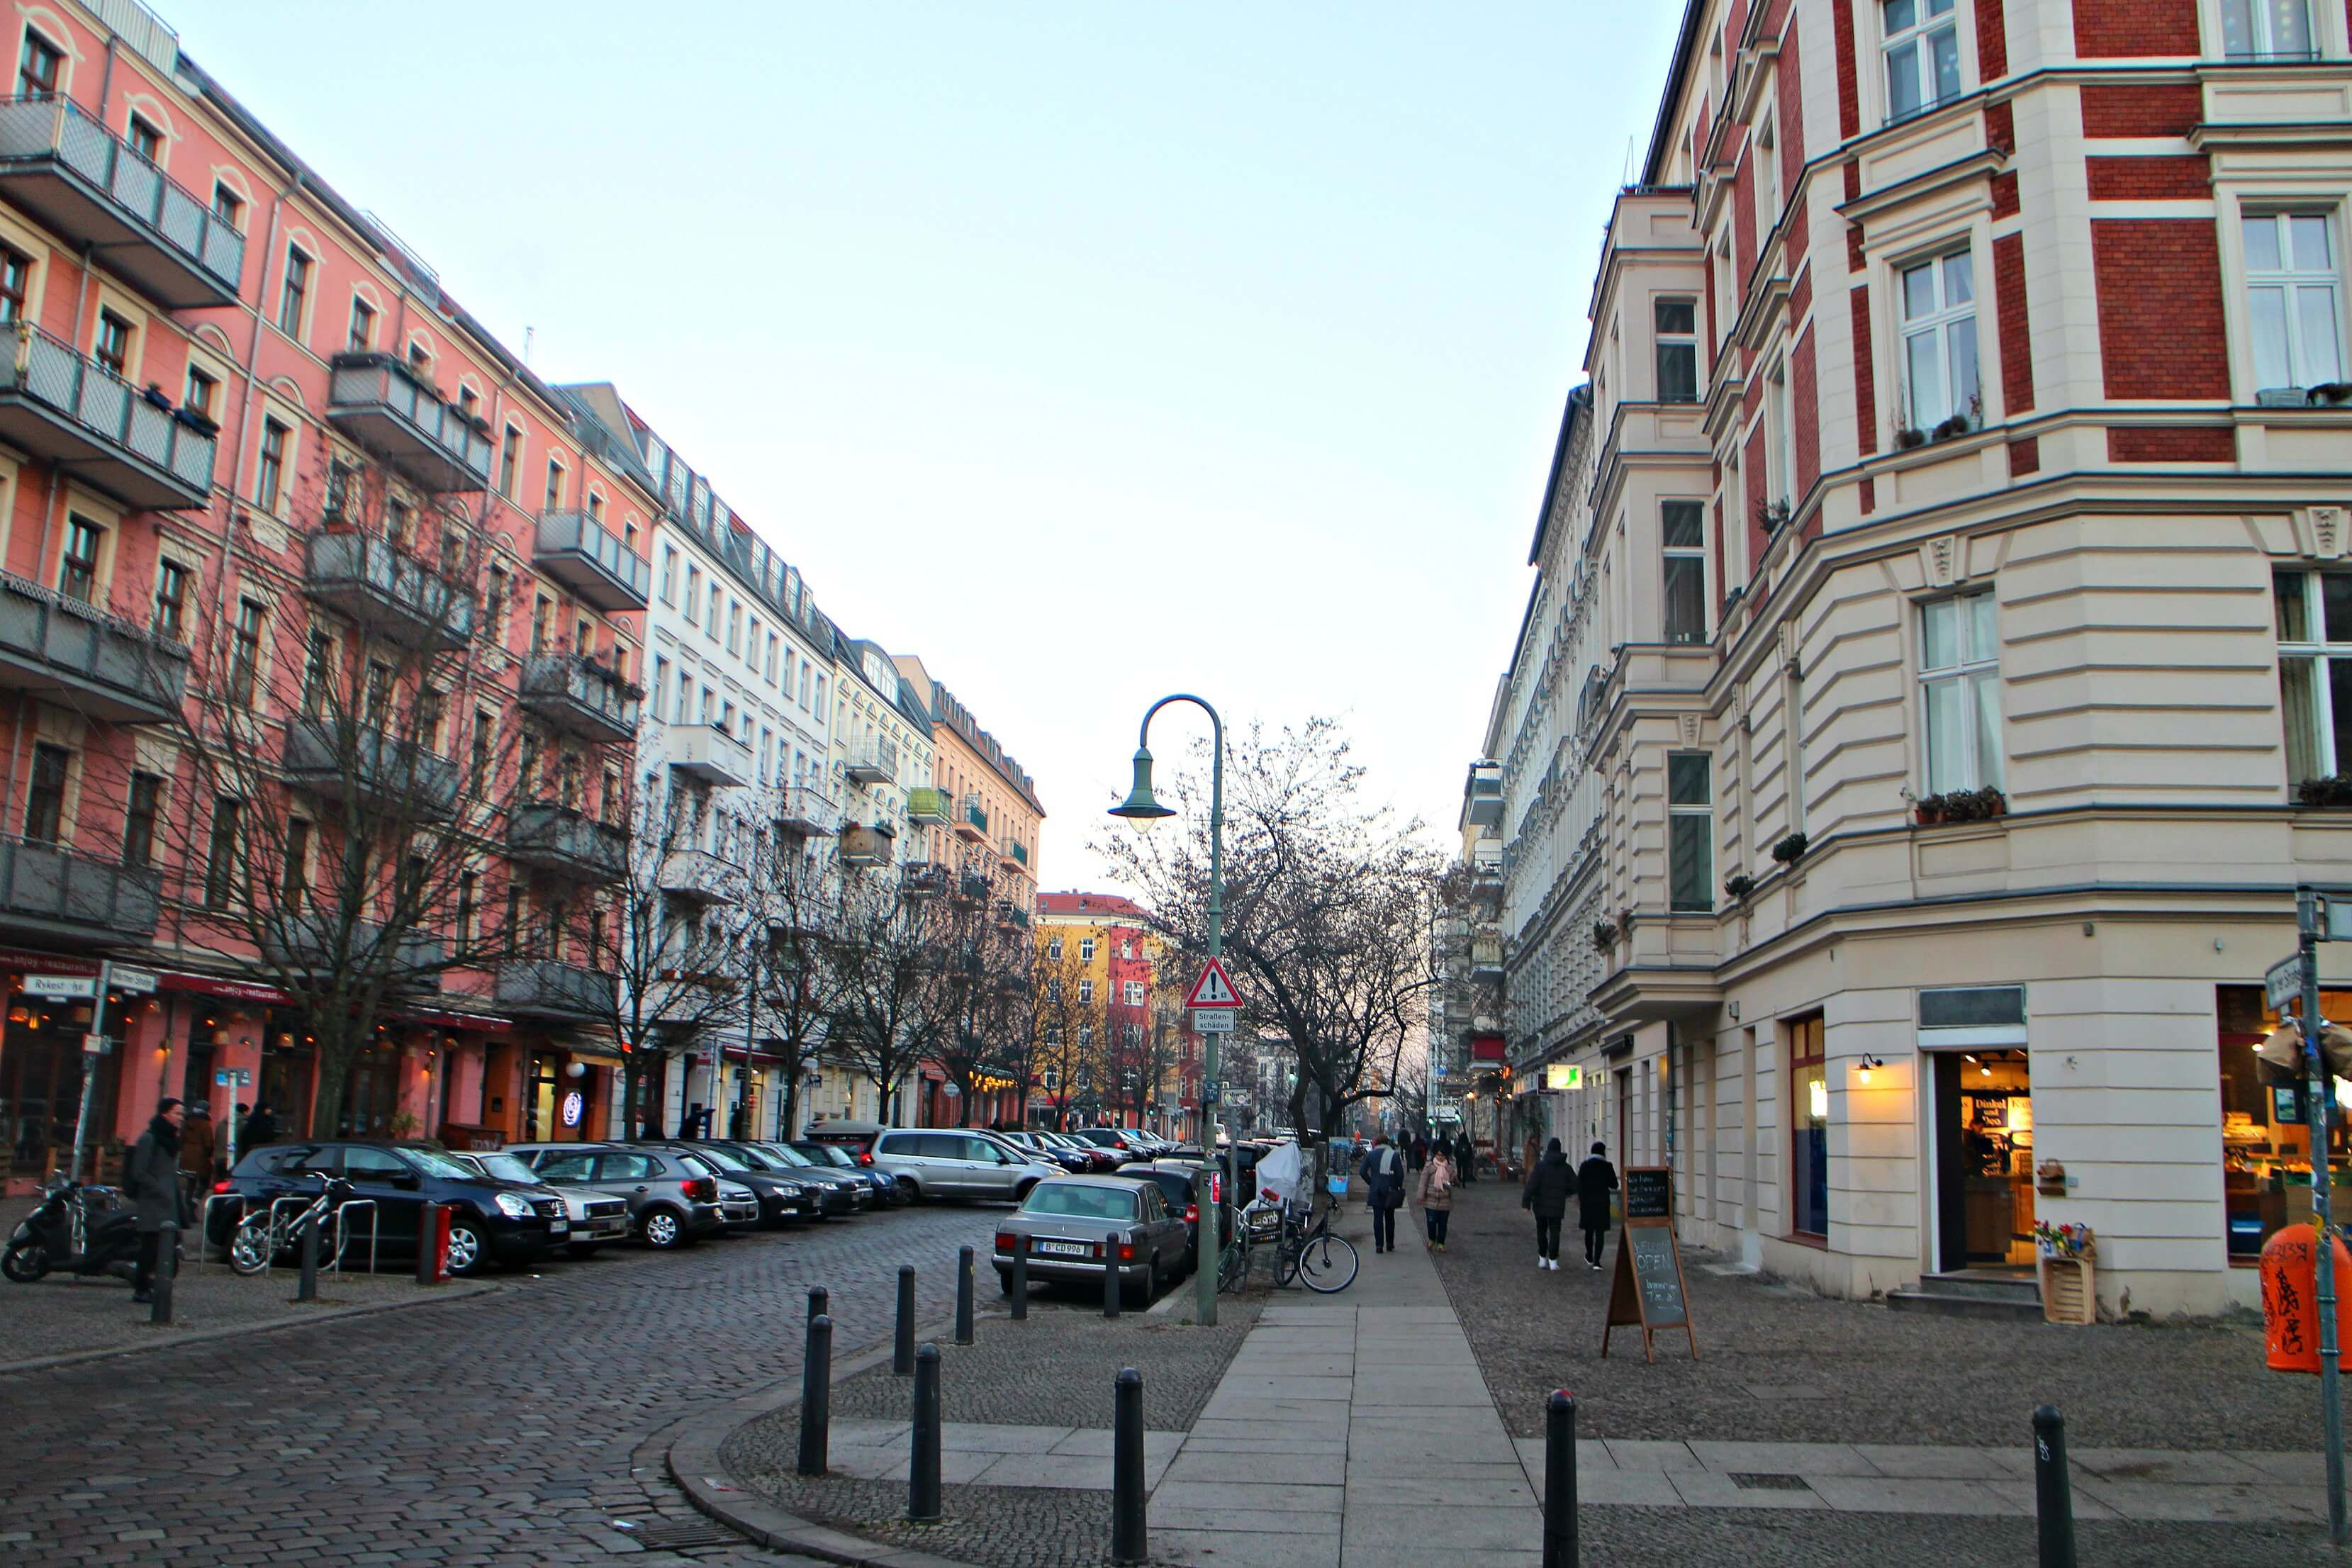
[621,1520,742,1549]
[1727,1472,1815,1492]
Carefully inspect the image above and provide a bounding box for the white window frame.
[1882,0,1961,123]
[1078,978,1094,1005]
[2243,209,2345,395]
[1765,356,1794,508]
[1667,753,1714,913]
[2219,0,2317,60]
[1655,297,1701,403]
[1754,113,1780,248]
[1917,590,2004,796]
[1124,980,1146,1006]
[1662,499,1708,644]
[1080,936,1096,963]
[1898,247,1981,435]
[2275,569,2352,781]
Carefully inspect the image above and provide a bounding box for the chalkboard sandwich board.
[1601,1165,1698,1363]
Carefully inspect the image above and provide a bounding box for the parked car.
[207,1140,565,1275]
[999,1131,1090,1172]
[452,1151,631,1258]
[510,1143,730,1249]
[866,1129,1058,1204]
[1068,1127,1156,1163]
[802,1119,888,1160]
[1116,1160,1235,1267]
[990,1175,1189,1306]
[1038,1131,1121,1173]
[708,1139,872,1216]
[644,1141,820,1228]
[788,1140,906,1206]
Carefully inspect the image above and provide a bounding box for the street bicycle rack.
[194,1192,247,1274]
[330,1199,377,1277]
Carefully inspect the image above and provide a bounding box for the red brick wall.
[2086,154,2212,201]
[1779,23,1805,192]
[1745,425,1769,564]
[1986,101,2016,155]
[1991,171,2021,219]
[2090,220,2230,398]
[1994,233,2034,414]
[2008,437,2040,476]
[1792,328,1820,498]
[1859,474,1876,514]
[1735,152,1758,287]
[1791,265,1813,324]
[2107,426,2236,463]
[1978,0,2009,77]
[1851,286,1877,455]
[1703,245,1718,359]
[2080,84,2204,138]
[2072,0,2200,55]
[1832,0,1861,138]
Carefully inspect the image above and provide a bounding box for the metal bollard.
[2032,1405,2078,1568]
[909,1343,942,1523]
[895,1265,917,1374]
[1009,1233,1029,1321]
[956,1245,975,1345]
[1543,1390,1578,1568]
[415,1203,442,1286]
[1111,1366,1146,1564]
[149,1220,178,1326]
[807,1284,829,1327]
[1104,1231,1123,1319]
[799,1313,832,1477]
[296,1210,320,1303]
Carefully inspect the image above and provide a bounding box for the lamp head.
[1109,746,1176,831]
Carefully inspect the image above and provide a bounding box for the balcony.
[1469,845,1503,907]
[995,899,1029,931]
[303,533,476,651]
[505,802,627,884]
[257,912,443,979]
[0,95,243,307]
[901,861,949,900]
[281,717,459,820]
[840,821,895,868]
[1469,939,1504,984]
[846,737,898,785]
[533,510,651,612]
[774,786,839,839]
[956,795,988,842]
[0,324,215,509]
[325,353,493,492]
[0,569,188,722]
[519,654,639,744]
[905,787,951,826]
[659,847,739,905]
[495,957,617,1021]
[666,722,753,786]
[953,870,990,905]
[0,834,159,939]
[1462,763,1503,830]
[998,836,1029,873]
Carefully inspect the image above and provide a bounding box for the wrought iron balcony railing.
[325,352,493,492]
[303,532,477,651]
[0,568,188,722]
[0,832,159,938]
[533,510,651,612]
[505,802,627,884]
[281,716,460,820]
[0,323,215,509]
[495,956,617,1020]
[518,653,639,744]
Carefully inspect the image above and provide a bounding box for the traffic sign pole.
[2297,889,2348,1547]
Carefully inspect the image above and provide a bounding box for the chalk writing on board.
[1623,1166,1671,1221]
[1629,1225,1687,1327]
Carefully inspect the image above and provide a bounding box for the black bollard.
[2032,1405,2078,1568]
[1543,1390,1578,1568]
[1009,1233,1029,1321]
[1103,1231,1123,1319]
[909,1343,942,1523]
[799,1313,832,1477]
[415,1203,442,1285]
[296,1209,320,1303]
[149,1220,178,1326]
[956,1245,975,1345]
[1111,1366,1146,1564]
[807,1284,829,1327]
[895,1265,917,1375]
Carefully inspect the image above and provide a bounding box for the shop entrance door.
[1933,1049,2035,1271]
[525,1054,559,1143]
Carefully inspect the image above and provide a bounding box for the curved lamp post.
[1109,693,1226,1326]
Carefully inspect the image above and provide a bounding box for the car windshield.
[402,1148,486,1180]
[689,1145,749,1171]
[794,1143,853,1167]
[678,1153,718,1177]
[473,1153,541,1185]
[727,1145,783,1171]
[1022,1184,1138,1220]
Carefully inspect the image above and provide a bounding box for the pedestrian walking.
[1362,1135,1406,1253]
[180,1101,217,1199]
[1576,1141,1620,1270]
[1418,1145,1456,1250]
[1521,1137,1572,1270]
[1455,1131,1478,1183]
[125,1098,186,1305]
[240,1101,281,1148]
[1406,1134,1426,1172]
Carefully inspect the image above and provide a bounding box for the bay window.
[1662,500,1708,644]
[1667,753,1713,912]
[2221,0,2314,60]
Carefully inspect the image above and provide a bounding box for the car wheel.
[444,1220,488,1277]
[995,1268,1013,1296]
[641,1206,690,1250]
[895,1177,920,1205]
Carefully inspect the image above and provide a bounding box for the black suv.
[207,1140,567,1275]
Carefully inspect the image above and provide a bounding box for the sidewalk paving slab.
[1800,1474,2027,1515]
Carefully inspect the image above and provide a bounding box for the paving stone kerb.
[1423,1179,2306,1451]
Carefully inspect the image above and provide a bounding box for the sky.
[169,0,1688,892]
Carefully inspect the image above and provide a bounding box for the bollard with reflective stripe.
[799,1314,832,1477]
[956,1245,975,1345]
[1111,1367,1146,1564]
[909,1344,942,1523]
[895,1265,916,1375]
[2033,1405,2078,1568]
[1543,1390,1577,1568]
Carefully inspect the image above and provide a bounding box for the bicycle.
[228,1178,355,1276]
[1218,1194,1285,1292]
[1271,1194,1358,1294]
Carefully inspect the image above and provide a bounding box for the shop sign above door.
[26,974,96,999]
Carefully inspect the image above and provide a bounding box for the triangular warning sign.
[1185,958,1241,1009]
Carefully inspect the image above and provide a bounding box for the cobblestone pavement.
[0,1206,1004,1567]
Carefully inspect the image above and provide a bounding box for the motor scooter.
[3,1173,143,1282]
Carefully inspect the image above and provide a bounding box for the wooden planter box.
[2039,1255,2095,1325]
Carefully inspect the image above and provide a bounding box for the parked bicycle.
[1221,1192,1357,1294]
[228,1177,356,1276]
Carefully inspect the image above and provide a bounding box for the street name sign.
[2271,953,2308,1014]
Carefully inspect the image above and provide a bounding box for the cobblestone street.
[0,1207,1001,1567]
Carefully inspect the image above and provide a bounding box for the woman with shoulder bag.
[1417,1145,1456,1251]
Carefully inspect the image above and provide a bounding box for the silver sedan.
[990,1175,1189,1307]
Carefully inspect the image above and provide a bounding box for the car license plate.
[550,1221,569,1233]
[1037,1241,1090,1257]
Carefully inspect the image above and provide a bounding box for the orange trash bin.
[2262,1222,2352,1373]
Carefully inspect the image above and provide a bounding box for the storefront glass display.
[1790,1014,1828,1236]
[2218,983,2351,1260]
[1,992,125,1175]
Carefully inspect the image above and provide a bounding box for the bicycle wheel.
[1272,1240,1301,1289]
[1297,1231,1359,1294]
[228,1216,274,1276]
[1218,1239,1250,1293]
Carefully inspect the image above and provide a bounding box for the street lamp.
[1111,693,1227,1327]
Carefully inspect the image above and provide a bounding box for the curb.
[0,1277,505,1378]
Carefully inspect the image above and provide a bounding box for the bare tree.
[738,803,851,1141]
[819,866,958,1124]
[1029,936,1104,1129]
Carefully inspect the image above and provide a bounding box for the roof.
[1527,384,1592,567]
[1642,0,1710,186]
[1036,892,1149,919]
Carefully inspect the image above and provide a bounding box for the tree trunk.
[308,1017,357,1140]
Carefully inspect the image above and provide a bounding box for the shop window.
[1789,1013,1828,1237]
[2244,212,2342,396]
[1883,0,1960,122]
[1667,753,1713,912]
[1920,590,2003,794]
[2222,0,2315,59]
[2219,983,2351,1260]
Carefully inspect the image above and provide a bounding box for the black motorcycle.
[3,1174,143,1283]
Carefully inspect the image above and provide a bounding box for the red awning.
[159,972,291,1004]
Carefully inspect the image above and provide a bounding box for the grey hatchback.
[512,1143,729,1249]
[990,1175,1189,1306]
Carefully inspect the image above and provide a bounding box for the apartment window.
[1667,754,1713,912]
[301,629,334,715]
[204,797,241,909]
[471,710,493,781]
[651,654,669,721]
[504,885,523,956]
[0,243,27,325]
[256,418,289,512]
[364,660,393,725]
[776,642,790,690]
[229,598,264,706]
[152,557,189,641]
[1764,358,1794,507]
[1919,590,2003,795]
[456,870,478,946]
[1124,980,1146,1006]
[23,743,67,844]
[659,547,678,605]
[2273,569,2352,780]
[725,600,741,655]
[278,247,310,337]
[684,565,702,624]
[1080,936,1096,963]
[1662,501,1707,644]
[1078,978,1094,1005]
[58,515,101,604]
[18,30,60,97]
[1655,299,1699,403]
[418,685,444,751]
[1122,1023,1144,1051]
[705,584,721,639]
[543,458,565,513]
[1900,250,1980,434]
[1755,116,1779,240]
[1883,0,1959,121]
[181,364,216,420]
[122,772,161,869]
[323,459,358,527]
[532,595,553,654]
[676,669,692,723]
[211,181,243,230]
[586,490,603,523]
[2222,0,2314,58]
[1048,937,1064,961]
[283,817,310,904]
[125,113,162,163]
[1788,1013,1828,1237]
[484,565,509,639]
[93,310,131,379]
[2246,212,2343,394]
[1079,1024,1094,1051]
[498,426,522,499]
[347,297,376,353]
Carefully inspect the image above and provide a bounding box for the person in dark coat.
[1360,1135,1406,1253]
[179,1101,217,1200]
[125,1097,186,1304]
[1406,1135,1426,1172]
[240,1102,281,1148]
[1576,1141,1620,1270]
[1521,1137,1573,1270]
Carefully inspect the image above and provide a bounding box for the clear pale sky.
[172,1,1687,892]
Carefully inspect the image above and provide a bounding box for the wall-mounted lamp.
[1857,1054,1886,1085]
[1728,1001,1741,1021]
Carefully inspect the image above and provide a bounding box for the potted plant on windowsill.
[1724,872,1756,902]
[1771,831,1808,866]
[2297,775,2352,808]
[1590,918,1619,953]
[1756,498,1793,536]
[1915,785,2007,824]
[1895,425,1927,449]
[2308,383,2352,409]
